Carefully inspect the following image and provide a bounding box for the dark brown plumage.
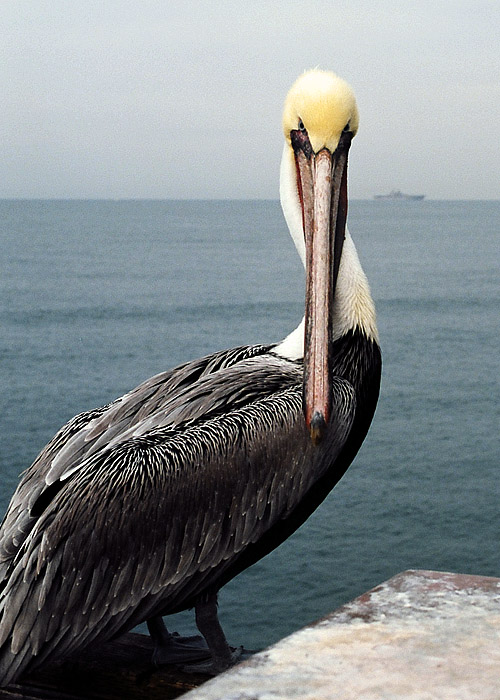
[0,333,380,685]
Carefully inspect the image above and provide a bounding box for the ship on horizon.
[374,189,425,201]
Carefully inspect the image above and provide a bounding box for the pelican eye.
[291,119,313,158]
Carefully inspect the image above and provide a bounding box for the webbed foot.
[180,645,244,675]
[147,616,211,666]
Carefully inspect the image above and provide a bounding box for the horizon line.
[1,197,499,203]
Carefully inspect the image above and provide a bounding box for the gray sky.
[2,0,499,199]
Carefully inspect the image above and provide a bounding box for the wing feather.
[0,346,270,573]
[0,353,355,683]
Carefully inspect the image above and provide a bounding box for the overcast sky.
[2,1,499,199]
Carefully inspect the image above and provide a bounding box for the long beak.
[296,137,350,444]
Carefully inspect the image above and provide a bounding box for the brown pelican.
[0,69,381,685]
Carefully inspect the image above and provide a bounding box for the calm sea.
[0,199,498,651]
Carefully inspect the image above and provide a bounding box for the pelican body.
[0,70,381,685]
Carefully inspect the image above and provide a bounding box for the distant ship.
[374,189,425,201]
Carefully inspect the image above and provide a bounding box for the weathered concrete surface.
[183,569,500,700]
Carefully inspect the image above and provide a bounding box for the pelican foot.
[180,645,245,675]
[152,631,211,666]
[147,616,212,665]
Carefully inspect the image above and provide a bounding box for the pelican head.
[282,70,359,154]
[280,70,359,445]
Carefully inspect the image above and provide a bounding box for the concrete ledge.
[184,569,500,700]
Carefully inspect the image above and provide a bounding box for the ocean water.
[0,199,498,651]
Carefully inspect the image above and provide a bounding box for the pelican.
[0,69,381,686]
